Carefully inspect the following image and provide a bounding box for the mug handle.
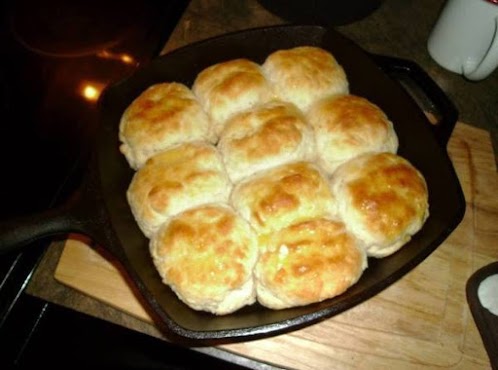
[463,16,498,80]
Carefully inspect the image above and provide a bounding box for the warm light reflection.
[79,81,105,102]
[83,85,99,100]
[97,50,137,65]
[120,54,134,64]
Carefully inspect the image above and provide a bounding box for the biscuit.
[262,46,348,112]
[127,142,231,238]
[255,218,367,309]
[192,59,274,137]
[307,94,398,175]
[119,82,215,169]
[329,152,429,257]
[218,100,316,182]
[150,204,258,315]
[231,162,336,235]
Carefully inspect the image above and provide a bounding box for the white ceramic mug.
[427,0,498,81]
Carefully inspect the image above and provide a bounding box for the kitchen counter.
[23,0,498,368]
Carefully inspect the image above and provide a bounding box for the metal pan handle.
[0,157,110,256]
[0,201,78,255]
[370,54,458,147]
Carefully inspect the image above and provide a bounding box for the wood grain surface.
[54,122,497,369]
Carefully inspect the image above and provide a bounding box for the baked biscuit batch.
[119,46,429,315]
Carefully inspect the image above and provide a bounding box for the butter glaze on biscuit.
[119,82,215,169]
[256,218,367,309]
[231,162,336,235]
[218,100,316,182]
[330,152,429,258]
[150,204,258,315]
[127,142,231,238]
[193,59,274,137]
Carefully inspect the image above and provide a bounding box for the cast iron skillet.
[0,25,466,345]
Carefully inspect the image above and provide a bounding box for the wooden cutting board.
[54,122,497,369]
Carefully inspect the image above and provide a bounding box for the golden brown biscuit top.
[119,83,210,156]
[231,162,336,234]
[256,219,366,305]
[265,46,337,82]
[128,142,229,216]
[221,101,310,160]
[345,153,428,241]
[194,59,266,97]
[153,205,257,294]
[122,83,193,127]
[308,95,392,148]
[262,46,348,110]
[192,59,273,131]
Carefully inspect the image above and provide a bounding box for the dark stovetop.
[0,1,250,368]
[0,0,185,218]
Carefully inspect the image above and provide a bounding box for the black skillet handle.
[0,201,80,255]
[0,155,111,256]
[370,54,459,147]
